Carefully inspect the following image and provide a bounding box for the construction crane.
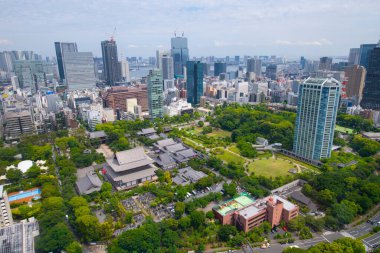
[110,27,116,42]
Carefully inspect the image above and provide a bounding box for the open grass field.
[335,125,354,134]
[248,157,295,178]
[214,148,245,165]
[207,128,231,138]
[275,153,320,172]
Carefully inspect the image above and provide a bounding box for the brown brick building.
[102,85,148,112]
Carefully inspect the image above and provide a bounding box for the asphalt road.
[347,211,380,238]
[363,232,380,249]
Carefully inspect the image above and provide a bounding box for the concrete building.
[0,185,13,228]
[147,69,164,119]
[247,58,262,77]
[3,106,34,142]
[344,64,366,104]
[13,60,46,92]
[319,57,332,71]
[101,40,121,85]
[120,60,130,82]
[162,55,174,80]
[63,52,96,90]
[0,218,39,253]
[104,147,157,190]
[293,78,341,160]
[266,64,277,80]
[213,193,298,232]
[348,48,360,66]
[102,85,148,112]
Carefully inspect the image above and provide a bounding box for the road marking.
[321,235,330,243]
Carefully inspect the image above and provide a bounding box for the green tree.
[25,164,41,178]
[332,200,358,224]
[198,120,204,127]
[36,223,74,253]
[299,227,313,240]
[66,241,83,253]
[223,182,237,197]
[75,215,101,242]
[6,168,23,182]
[218,225,237,242]
[174,202,185,219]
[190,210,205,229]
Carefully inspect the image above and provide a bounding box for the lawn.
[335,125,354,134]
[207,128,231,138]
[214,148,245,165]
[248,157,295,178]
[275,153,320,172]
[228,144,240,154]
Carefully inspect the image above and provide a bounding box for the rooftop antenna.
[110,27,116,42]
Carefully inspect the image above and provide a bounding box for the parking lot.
[363,232,380,249]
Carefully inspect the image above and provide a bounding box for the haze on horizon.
[0,0,379,59]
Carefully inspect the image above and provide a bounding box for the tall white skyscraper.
[161,55,174,80]
[63,52,96,90]
[120,60,130,82]
[293,77,341,160]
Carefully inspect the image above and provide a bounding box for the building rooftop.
[89,130,107,139]
[238,204,265,218]
[107,147,153,172]
[165,143,187,153]
[138,128,156,136]
[304,77,341,87]
[156,138,177,148]
[214,193,256,216]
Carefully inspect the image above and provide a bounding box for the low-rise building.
[104,147,158,190]
[76,166,103,195]
[172,167,207,186]
[213,193,299,232]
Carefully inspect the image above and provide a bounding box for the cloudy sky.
[0,0,379,59]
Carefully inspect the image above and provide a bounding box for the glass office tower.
[171,36,189,77]
[358,44,376,69]
[186,61,203,105]
[361,43,380,109]
[54,42,78,81]
[293,77,341,160]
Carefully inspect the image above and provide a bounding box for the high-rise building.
[358,44,376,69]
[120,60,130,82]
[214,62,227,77]
[54,42,78,81]
[147,69,164,119]
[344,64,366,103]
[235,56,240,64]
[186,61,203,105]
[171,35,189,77]
[162,55,174,80]
[13,60,46,92]
[348,48,360,66]
[101,40,121,85]
[300,57,306,69]
[361,43,380,109]
[319,57,332,71]
[266,64,277,80]
[293,78,341,160]
[63,52,96,90]
[247,58,262,77]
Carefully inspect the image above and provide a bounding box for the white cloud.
[127,44,138,48]
[213,40,253,48]
[0,39,11,45]
[275,38,333,46]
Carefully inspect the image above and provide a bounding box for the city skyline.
[0,0,379,59]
